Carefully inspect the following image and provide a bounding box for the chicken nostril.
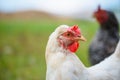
[78,35,81,37]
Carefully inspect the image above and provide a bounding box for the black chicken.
[89,6,119,65]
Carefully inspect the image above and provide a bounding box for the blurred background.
[0,0,120,80]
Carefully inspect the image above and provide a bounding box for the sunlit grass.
[0,18,98,80]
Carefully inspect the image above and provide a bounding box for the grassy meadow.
[0,18,99,80]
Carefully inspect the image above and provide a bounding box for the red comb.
[69,25,81,35]
[98,5,101,11]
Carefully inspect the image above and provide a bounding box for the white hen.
[45,25,120,80]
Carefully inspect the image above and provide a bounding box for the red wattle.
[68,42,79,53]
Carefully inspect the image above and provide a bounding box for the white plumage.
[45,25,120,80]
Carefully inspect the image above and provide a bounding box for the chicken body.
[46,50,87,80]
[89,6,119,65]
[45,25,120,80]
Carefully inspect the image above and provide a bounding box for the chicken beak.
[75,35,87,41]
[79,35,87,41]
[93,14,95,18]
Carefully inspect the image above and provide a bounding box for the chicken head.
[57,25,86,53]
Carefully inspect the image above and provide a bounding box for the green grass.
[0,18,98,80]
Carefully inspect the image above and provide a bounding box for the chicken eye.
[62,32,73,37]
[67,33,70,36]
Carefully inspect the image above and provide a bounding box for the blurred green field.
[0,18,99,80]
